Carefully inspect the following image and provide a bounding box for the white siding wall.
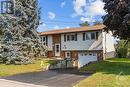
[103,31,115,53]
[61,31,103,51]
[47,35,53,51]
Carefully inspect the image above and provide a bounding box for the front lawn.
[74,58,130,87]
[0,58,50,77]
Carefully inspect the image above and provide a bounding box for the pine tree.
[0,0,46,64]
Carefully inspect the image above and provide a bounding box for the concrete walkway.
[0,79,48,87]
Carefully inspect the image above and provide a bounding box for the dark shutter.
[46,36,48,45]
[83,33,85,41]
[75,33,77,41]
[64,34,66,42]
[96,32,99,40]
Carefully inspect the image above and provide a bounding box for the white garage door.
[78,52,97,68]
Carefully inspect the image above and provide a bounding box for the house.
[40,25,115,68]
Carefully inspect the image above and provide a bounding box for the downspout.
[104,32,107,60]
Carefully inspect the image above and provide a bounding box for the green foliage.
[48,59,57,65]
[0,0,45,64]
[116,40,128,58]
[79,21,90,26]
[103,0,130,40]
[93,21,102,25]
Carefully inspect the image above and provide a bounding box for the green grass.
[74,58,130,87]
[0,58,50,77]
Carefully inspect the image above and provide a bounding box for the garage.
[78,52,97,68]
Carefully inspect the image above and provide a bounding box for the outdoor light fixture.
[1,0,14,14]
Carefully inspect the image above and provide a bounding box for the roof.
[40,25,105,35]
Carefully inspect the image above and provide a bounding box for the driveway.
[1,69,91,87]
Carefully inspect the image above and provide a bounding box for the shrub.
[116,40,128,58]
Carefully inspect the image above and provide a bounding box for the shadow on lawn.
[80,59,130,76]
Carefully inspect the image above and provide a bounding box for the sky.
[0,0,106,32]
[37,0,106,32]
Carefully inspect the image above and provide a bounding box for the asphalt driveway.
[1,69,91,87]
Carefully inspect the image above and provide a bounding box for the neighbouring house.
[40,25,115,68]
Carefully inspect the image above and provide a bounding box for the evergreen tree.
[0,0,46,64]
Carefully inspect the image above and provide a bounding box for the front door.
[55,43,60,57]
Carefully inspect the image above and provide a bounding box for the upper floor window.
[1,1,14,14]
[91,32,96,40]
[67,35,70,41]
[83,32,98,41]
[86,33,90,40]
[40,36,47,45]
[64,33,77,42]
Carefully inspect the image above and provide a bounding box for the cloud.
[65,26,70,29]
[37,23,48,32]
[73,0,86,15]
[61,1,66,8]
[73,0,106,22]
[48,12,56,20]
[80,17,91,22]
[86,0,106,17]
[53,25,60,29]
[80,16,96,23]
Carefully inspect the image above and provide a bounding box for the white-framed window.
[86,33,90,40]
[65,51,71,58]
[64,33,77,42]
[1,1,14,14]
[91,32,96,40]
[40,36,47,45]
[83,32,91,41]
[83,32,98,41]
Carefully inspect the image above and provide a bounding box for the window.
[67,35,70,41]
[75,33,77,41]
[83,32,98,40]
[86,33,90,40]
[41,36,46,42]
[66,51,71,58]
[83,33,90,41]
[71,35,75,41]
[1,1,14,14]
[91,32,96,40]
[89,53,92,56]
[56,45,59,53]
[65,33,77,41]
[64,34,66,42]
[40,36,47,45]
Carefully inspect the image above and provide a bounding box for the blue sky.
[37,0,106,32]
[0,0,106,32]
